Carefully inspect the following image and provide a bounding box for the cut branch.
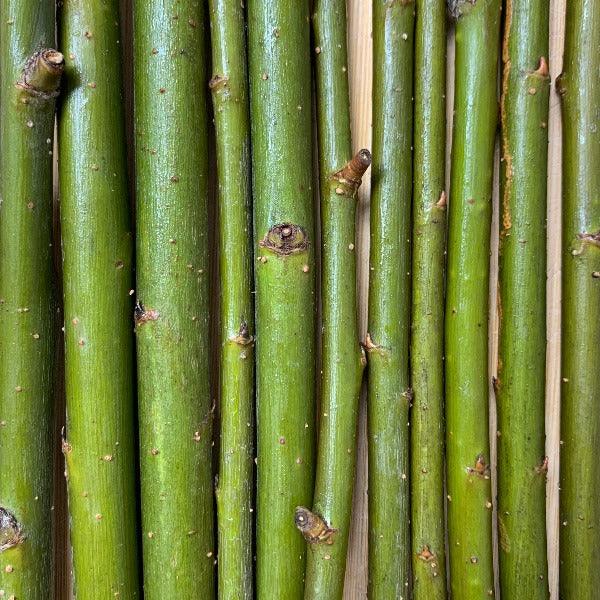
[0,5,62,597]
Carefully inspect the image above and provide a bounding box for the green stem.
[497,0,550,596]
[445,1,501,597]
[0,4,62,596]
[299,151,368,596]
[209,1,254,598]
[410,0,447,596]
[296,5,367,599]
[58,2,139,597]
[247,1,316,597]
[133,2,215,597]
[367,0,414,597]
[558,0,600,596]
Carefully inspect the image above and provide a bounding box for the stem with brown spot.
[301,7,369,598]
[248,1,316,598]
[445,0,501,597]
[0,4,62,597]
[58,1,139,597]
[209,0,254,598]
[410,0,447,597]
[497,0,550,596]
[368,0,415,597]
[297,2,367,598]
[558,0,600,595]
[134,1,215,597]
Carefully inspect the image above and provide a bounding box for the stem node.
[17,49,64,99]
[332,149,371,186]
[416,545,435,562]
[435,190,447,209]
[229,321,254,346]
[259,223,309,256]
[134,301,160,326]
[294,507,337,544]
[209,73,229,92]
[467,454,491,478]
[532,56,549,78]
[0,508,25,553]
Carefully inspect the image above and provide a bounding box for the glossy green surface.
[58,1,139,597]
[209,0,254,598]
[0,3,57,597]
[304,2,365,598]
[558,0,600,596]
[247,1,316,597]
[410,0,447,597]
[133,2,214,598]
[497,0,550,596]
[368,0,414,597]
[445,0,500,597]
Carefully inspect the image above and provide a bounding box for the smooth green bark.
[367,0,414,597]
[0,4,61,597]
[133,2,214,597]
[247,1,316,597]
[558,0,600,597]
[58,2,139,597]
[410,0,447,597]
[298,3,367,597]
[445,0,501,597]
[497,0,550,596]
[209,1,254,598]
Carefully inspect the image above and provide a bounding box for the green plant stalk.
[410,0,447,597]
[58,2,139,597]
[209,0,254,598]
[445,1,500,597]
[497,0,550,596]
[367,0,414,597]
[296,157,367,600]
[0,4,62,597]
[247,1,316,597]
[133,2,214,597]
[296,6,368,598]
[558,0,600,596]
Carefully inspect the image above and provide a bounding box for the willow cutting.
[367,0,415,596]
[558,0,600,596]
[0,2,62,597]
[410,0,447,597]
[59,2,139,596]
[497,0,550,596]
[445,0,501,597]
[247,1,316,597]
